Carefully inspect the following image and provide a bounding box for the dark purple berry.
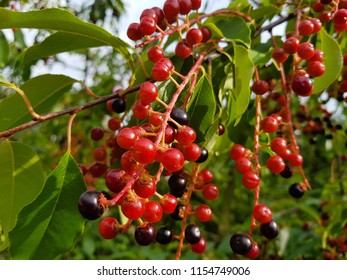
[134,223,156,246]
[185,224,201,244]
[230,233,252,255]
[260,220,279,239]
[156,226,173,244]
[195,147,208,163]
[112,97,127,113]
[78,190,104,220]
[289,183,305,198]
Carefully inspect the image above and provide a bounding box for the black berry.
[134,223,156,246]
[195,147,208,163]
[184,224,201,244]
[289,183,305,198]
[280,163,293,178]
[260,220,279,239]
[78,190,104,220]
[230,233,252,255]
[112,97,127,113]
[156,226,173,244]
[169,107,189,128]
[170,204,185,220]
[168,173,187,197]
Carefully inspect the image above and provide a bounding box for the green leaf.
[250,41,273,66]
[0,73,13,87]
[0,8,134,74]
[0,140,44,251]
[313,28,343,94]
[216,17,251,47]
[0,74,78,131]
[228,44,254,126]
[250,5,279,21]
[187,75,216,144]
[0,30,9,67]
[203,22,224,39]
[9,152,86,259]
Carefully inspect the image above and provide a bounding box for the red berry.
[127,22,143,41]
[242,171,260,189]
[202,184,219,200]
[298,20,314,36]
[140,8,158,21]
[149,112,164,126]
[98,217,118,239]
[132,138,157,164]
[252,80,269,95]
[270,137,288,155]
[161,148,185,172]
[245,242,260,259]
[143,201,163,223]
[195,204,212,222]
[191,0,202,9]
[266,155,286,174]
[191,237,206,254]
[90,127,104,141]
[138,16,157,36]
[93,147,107,161]
[307,61,325,77]
[132,100,150,120]
[108,117,121,131]
[319,11,332,23]
[253,204,272,224]
[175,40,192,58]
[291,74,313,96]
[105,169,127,193]
[152,6,165,21]
[152,58,173,81]
[310,18,322,33]
[121,150,139,174]
[164,125,176,143]
[200,168,213,183]
[186,28,203,45]
[229,144,247,161]
[89,162,107,177]
[178,0,192,15]
[121,196,145,220]
[134,176,156,198]
[139,82,158,105]
[309,49,324,62]
[147,45,165,63]
[200,26,212,42]
[344,53,347,66]
[272,48,288,63]
[160,193,178,214]
[163,0,180,22]
[333,9,347,25]
[117,128,137,149]
[313,1,324,12]
[176,125,196,146]
[283,37,300,54]
[334,22,347,32]
[261,116,279,133]
[235,157,253,174]
[298,42,315,60]
[181,143,201,162]
[287,153,304,167]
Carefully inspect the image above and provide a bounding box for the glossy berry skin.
[307,61,325,77]
[138,16,157,36]
[260,220,279,239]
[230,233,252,255]
[253,204,272,224]
[134,176,156,198]
[245,242,260,259]
[200,26,212,42]
[195,147,208,163]
[235,157,253,174]
[78,190,104,220]
[89,162,107,177]
[261,116,279,133]
[132,138,157,165]
[270,137,287,155]
[175,40,192,58]
[163,0,180,22]
[139,82,158,105]
[132,100,150,120]
[272,48,288,63]
[298,20,314,36]
[170,204,185,220]
[164,126,176,143]
[152,58,173,81]
[170,107,189,127]
[252,80,269,95]
[108,117,121,131]
[147,45,165,63]
[266,155,286,174]
[291,74,313,96]
[229,144,247,161]
[319,11,332,23]
[176,125,196,146]
[127,22,143,41]
[140,8,158,21]
[134,223,156,246]
[191,237,206,254]
[283,37,300,54]
[121,197,145,220]
[98,217,118,239]
[289,183,305,198]
[280,163,294,179]
[93,147,107,161]
[160,194,178,214]
[310,18,322,33]
[195,204,212,222]
[90,127,104,141]
[105,169,127,193]
[200,168,213,183]
[191,0,202,9]
[143,201,163,223]
[202,184,219,200]
[298,42,315,60]
[287,153,303,167]
[185,224,201,244]
[178,0,192,15]
[218,124,225,135]
[186,28,203,45]
[313,1,324,12]
[117,128,137,149]
[333,9,347,25]
[112,97,126,113]
[182,143,201,162]
[156,226,173,244]
[161,148,185,172]
[168,173,187,192]
[242,171,260,189]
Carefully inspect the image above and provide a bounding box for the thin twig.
[254,13,296,37]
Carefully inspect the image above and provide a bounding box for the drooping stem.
[66,112,79,152]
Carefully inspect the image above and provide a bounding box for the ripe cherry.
[147,45,165,63]
[287,153,304,167]
[160,193,178,214]
[186,28,203,45]
[89,162,107,177]
[230,233,252,255]
[181,143,201,162]
[242,171,260,189]
[143,201,163,223]
[170,107,189,127]
[108,117,121,131]
[98,217,118,239]
[195,204,212,222]
[260,220,279,239]
[298,20,314,36]
[156,226,173,244]
[161,148,185,172]
[298,42,315,60]
[235,157,253,174]
[138,16,157,36]
[93,147,107,161]
[185,224,201,244]
[200,26,212,42]
[261,116,279,133]
[252,80,269,95]
[112,97,126,113]
[121,196,145,220]
[191,237,206,254]
[270,137,287,155]
[333,9,347,25]
[202,183,219,200]
[195,147,208,163]
[132,138,157,164]
[139,82,158,105]
[175,40,192,59]
[132,100,150,120]
[90,127,104,141]
[307,61,326,77]
[200,168,213,183]
[191,0,202,9]
[178,0,192,15]
[105,169,127,193]
[266,155,286,174]
[140,8,158,21]
[78,190,104,220]
[245,242,260,259]
[152,58,173,81]
[134,176,156,199]
[135,223,156,246]
[229,144,247,161]
[253,204,272,224]
[163,0,180,22]
[283,37,300,54]
[291,74,313,96]
[272,48,288,63]
[127,22,143,41]
[117,127,137,149]
[289,182,305,198]
[176,125,196,146]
